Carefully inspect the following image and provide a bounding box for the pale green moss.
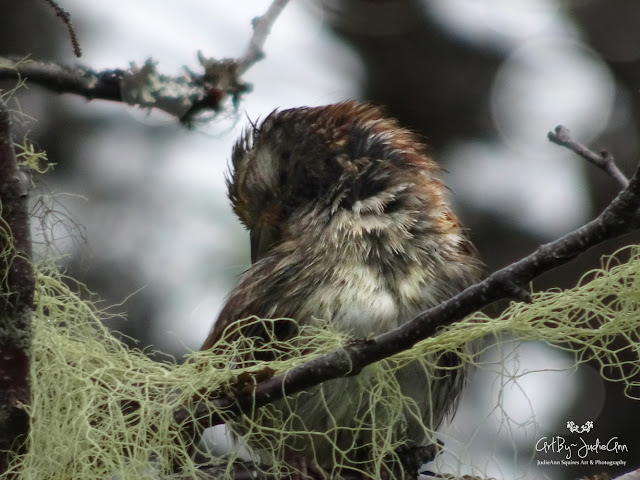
[3,173,640,479]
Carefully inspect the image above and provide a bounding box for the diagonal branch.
[548,125,629,188]
[237,0,290,75]
[177,154,640,430]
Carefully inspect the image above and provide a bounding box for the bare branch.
[613,468,640,480]
[0,94,34,474]
[548,125,629,188]
[41,0,82,57]
[177,150,640,432]
[237,0,290,75]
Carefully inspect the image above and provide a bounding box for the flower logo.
[566,420,594,434]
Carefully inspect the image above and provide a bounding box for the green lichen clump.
[4,240,640,479]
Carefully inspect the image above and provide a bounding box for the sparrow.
[201,101,484,477]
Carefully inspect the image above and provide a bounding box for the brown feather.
[200,101,484,471]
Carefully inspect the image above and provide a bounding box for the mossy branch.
[0,95,34,474]
[179,131,640,435]
[6,120,639,480]
[0,0,290,126]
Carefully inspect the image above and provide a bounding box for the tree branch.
[548,125,629,188]
[177,149,640,433]
[236,0,290,76]
[0,94,35,474]
[42,0,82,58]
[0,0,290,125]
[613,467,640,480]
[0,59,122,101]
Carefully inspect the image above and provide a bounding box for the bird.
[200,101,484,478]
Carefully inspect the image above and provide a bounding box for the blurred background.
[1,0,639,478]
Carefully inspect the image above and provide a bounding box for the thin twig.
[548,125,629,188]
[177,154,640,431]
[41,0,82,57]
[612,467,640,480]
[237,0,290,75]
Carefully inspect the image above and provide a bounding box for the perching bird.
[201,101,484,478]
